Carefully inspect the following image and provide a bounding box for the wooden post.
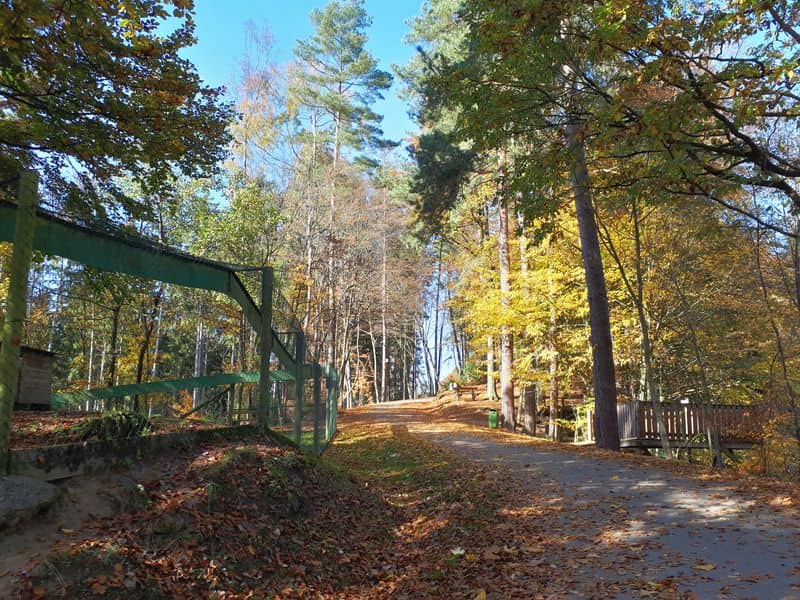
[293,333,305,445]
[312,364,322,454]
[522,384,537,435]
[0,171,38,476]
[259,267,274,433]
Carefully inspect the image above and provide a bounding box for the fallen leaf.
[91,582,107,594]
[693,563,716,571]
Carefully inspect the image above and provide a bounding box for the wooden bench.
[455,384,480,401]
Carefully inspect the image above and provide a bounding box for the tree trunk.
[303,114,317,332]
[547,244,560,441]
[630,200,671,455]
[151,300,163,380]
[368,316,379,403]
[354,318,362,407]
[518,211,529,288]
[108,305,121,390]
[402,327,408,400]
[380,189,388,403]
[99,342,106,394]
[498,203,515,430]
[673,283,722,466]
[326,109,340,371]
[0,171,38,475]
[486,335,498,401]
[447,288,463,373]
[566,121,619,451]
[193,318,205,409]
[344,358,353,409]
[432,242,443,392]
[421,320,436,395]
[87,307,95,390]
[596,200,671,454]
[134,289,162,413]
[522,384,537,435]
[412,325,418,399]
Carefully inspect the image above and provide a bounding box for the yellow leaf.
[474,590,487,600]
[693,563,716,571]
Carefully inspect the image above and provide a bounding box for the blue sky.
[182,0,423,143]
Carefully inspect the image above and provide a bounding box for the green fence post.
[259,267,274,433]
[312,364,321,454]
[293,333,305,445]
[0,171,38,476]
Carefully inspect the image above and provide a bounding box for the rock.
[99,475,149,513]
[0,475,62,530]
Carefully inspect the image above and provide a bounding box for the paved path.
[362,400,800,600]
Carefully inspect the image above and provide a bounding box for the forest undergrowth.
[5,416,660,599]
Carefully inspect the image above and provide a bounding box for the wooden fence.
[615,401,759,449]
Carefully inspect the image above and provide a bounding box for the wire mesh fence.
[3,262,263,422]
[268,365,338,452]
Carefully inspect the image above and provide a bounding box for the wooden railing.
[617,401,760,446]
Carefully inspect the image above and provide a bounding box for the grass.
[320,420,507,597]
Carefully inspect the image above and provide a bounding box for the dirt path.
[352,399,800,599]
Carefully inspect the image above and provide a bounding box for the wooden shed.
[10,346,55,410]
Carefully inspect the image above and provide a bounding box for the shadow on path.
[352,400,800,599]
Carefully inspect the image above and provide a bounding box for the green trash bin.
[488,409,498,429]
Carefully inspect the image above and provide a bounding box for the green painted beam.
[0,201,297,371]
[51,369,295,407]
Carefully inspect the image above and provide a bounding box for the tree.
[0,0,232,212]
[497,199,514,430]
[406,0,624,446]
[292,0,393,371]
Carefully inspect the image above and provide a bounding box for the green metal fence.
[0,172,339,465]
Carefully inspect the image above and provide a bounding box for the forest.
[1,0,800,480]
